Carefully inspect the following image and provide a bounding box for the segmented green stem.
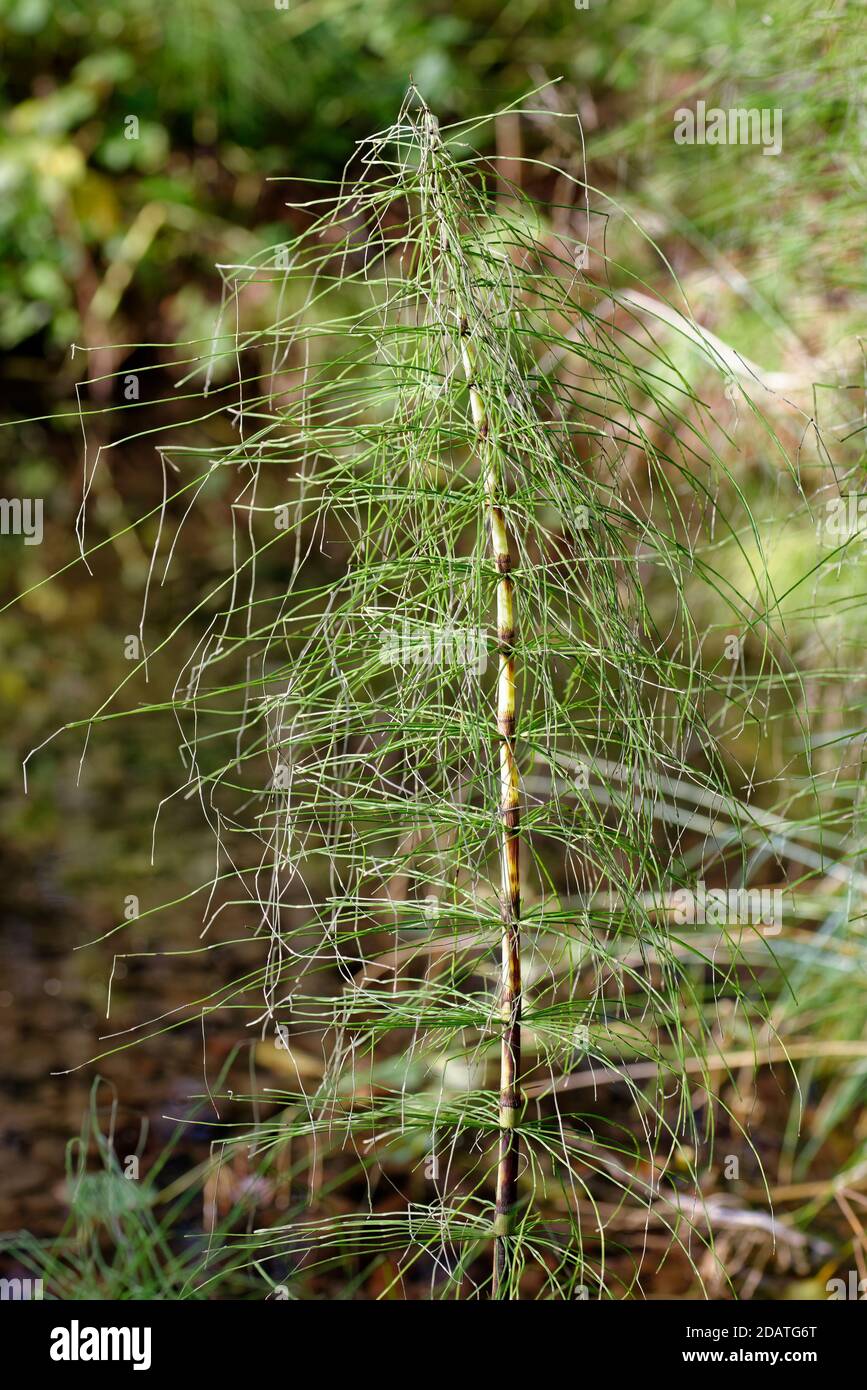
[460,322,522,1298]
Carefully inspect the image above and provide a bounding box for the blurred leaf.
[9,86,96,137]
[71,169,120,238]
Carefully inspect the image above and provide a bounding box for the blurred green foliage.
[0,0,570,352]
[1,0,862,361]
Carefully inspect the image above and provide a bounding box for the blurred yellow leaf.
[255,1040,324,1084]
[31,139,85,188]
[71,170,120,238]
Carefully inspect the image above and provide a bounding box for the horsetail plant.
[42,90,818,1299]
